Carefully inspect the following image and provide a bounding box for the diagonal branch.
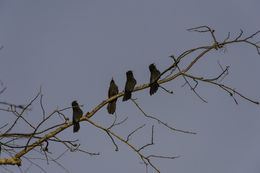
[131,99,197,135]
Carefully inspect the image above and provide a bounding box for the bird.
[149,63,161,95]
[122,70,137,101]
[107,78,119,114]
[72,100,83,133]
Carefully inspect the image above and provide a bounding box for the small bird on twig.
[72,100,83,133]
[107,78,119,114]
[149,63,161,95]
[123,70,136,101]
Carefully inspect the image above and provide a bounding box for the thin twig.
[126,124,146,142]
[138,125,154,152]
[131,99,197,135]
[106,131,119,151]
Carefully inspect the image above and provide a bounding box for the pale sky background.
[0,0,260,173]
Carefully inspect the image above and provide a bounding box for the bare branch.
[187,25,211,32]
[131,99,197,135]
[138,125,154,152]
[0,102,30,111]
[181,72,259,105]
[84,118,162,173]
[76,149,100,156]
[147,155,180,159]
[1,26,259,172]
[205,66,229,82]
[223,32,231,42]
[174,55,208,103]
[106,131,119,151]
[3,92,40,135]
[244,30,260,40]
[107,113,128,130]
[126,124,146,142]
[23,156,47,173]
[40,87,46,120]
[235,29,243,41]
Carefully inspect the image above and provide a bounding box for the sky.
[0,0,260,173]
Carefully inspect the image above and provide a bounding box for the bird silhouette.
[107,78,119,114]
[72,100,83,133]
[149,63,161,95]
[122,70,136,101]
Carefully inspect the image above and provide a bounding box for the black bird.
[149,63,161,95]
[107,78,119,114]
[122,70,136,101]
[72,100,83,133]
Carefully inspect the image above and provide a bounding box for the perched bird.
[107,78,119,114]
[72,100,83,133]
[149,63,161,95]
[122,70,137,101]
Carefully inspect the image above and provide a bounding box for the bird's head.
[110,77,115,84]
[126,70,133,77]
[72,100,78,107]
[149,63,156,71]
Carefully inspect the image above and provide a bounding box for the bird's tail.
[73,122,80,133]
[150,82,159,95]
[107,101,116,114]
[122,91,131,101]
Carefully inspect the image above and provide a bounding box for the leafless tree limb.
[126,124,146,142]
[138,125,154,152]
[131,99,197,135]
[181,72,259,105]
[147,155,180,159]
[107,113,128,130]
[3,92,40,135]
[0,26,259,173]
[84,117,173,173]
[106,131,119,151]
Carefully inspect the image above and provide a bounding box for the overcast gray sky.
[1,0,260,173]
